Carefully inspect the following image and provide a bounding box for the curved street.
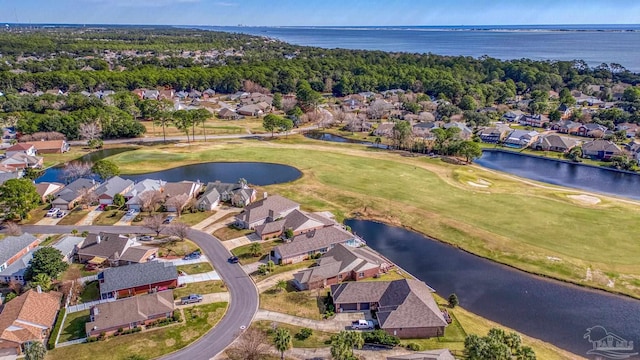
[21,225,258,360]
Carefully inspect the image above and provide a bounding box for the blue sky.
[0,0,638,26]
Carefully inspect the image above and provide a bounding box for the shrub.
[86,337,99,343]
[295,328,313,340]
[406,343,421,351]
[173,312,182,322]
[362,330,400,346]
[48,307,66,349]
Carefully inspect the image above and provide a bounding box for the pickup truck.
[180,294,203,305]
[351,320,374,330]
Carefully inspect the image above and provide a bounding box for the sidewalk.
[223,235,254,250]
[192,207,242,231]
[158,256,210,266]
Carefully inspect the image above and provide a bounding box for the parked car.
[183,251,202,260]
[139,235,154,241]
[351,320,374,330]
[46,208,60,217]
[163,215,176,224]
[84,263,98,271]
[56,211,67,218]
[126,209,138,216]
[180,294,203,305]
[227,256,239,264]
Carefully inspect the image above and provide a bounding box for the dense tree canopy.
[0,179,41,220]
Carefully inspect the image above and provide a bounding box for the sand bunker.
[467,179,491,188]
[567,194,601,205]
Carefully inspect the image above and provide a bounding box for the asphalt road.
[21,225,258,360]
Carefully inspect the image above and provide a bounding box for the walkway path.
[191,207,241,231]
[255,269,304,293]
[222,234,255,250]
[21,224,258,360]
[178,270,220,284]
[75,206,101,226]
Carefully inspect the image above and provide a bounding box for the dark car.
[228,256,239,264]
[183,251,202,260]
[163,215,176,224]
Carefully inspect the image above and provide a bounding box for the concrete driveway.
[178,270,220,285]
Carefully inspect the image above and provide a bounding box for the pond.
[123,162,302,185]
[475,150,640,200]
[346,219,640,357]
[36,148,135,183]
[37,148,302,186]
[304,132,385,148]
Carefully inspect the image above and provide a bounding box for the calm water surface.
[346,219,640,356]
[476,150,640,200]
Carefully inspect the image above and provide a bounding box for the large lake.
[206,25,640,72]
[475,150,640,200]
[346,219,640,357]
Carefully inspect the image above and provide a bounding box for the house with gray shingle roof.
[125,179,166,210]
[94,176,134,205]
[331,279,448,338]
[582,139,623,160]
[98,261,178,300]
[0,233,39,275]
[293,243,392,290]
[533,134,579,153]
[196,187,220,211]
[235,194,299,229]
[273,225,358,264]
[51,178,99,210]
[254,209,335,240]
[504,130,539,148]
[77,232,157,267]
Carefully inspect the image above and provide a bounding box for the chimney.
[96,235,101,244]
[263,192,268,199]
[36,285,42,293]
[268,209,275,222]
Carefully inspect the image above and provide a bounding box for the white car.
[46,208,60,217]
[126,209,138,217]
[351,320,374,330]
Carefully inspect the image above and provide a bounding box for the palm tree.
[24,341,46,360]
[275,279,287,293]
[249,242,263,257]
[273,328,292,360]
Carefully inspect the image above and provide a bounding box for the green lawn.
[107,138,640,299]
[173,281,226,299]
[21,204,51,224]
[177,262,214,275]
[260,283,327,320]
[80,281,100,303]
[48,302,228,360]
[59,310,90,342]
[152,239,200,258]
[251,260,314,282]
[57,209,90,225]
[253,320,335,348]
[212,224,255,241]
[92,210,125,225]
[231,240,282,265]
[178,211,215,226]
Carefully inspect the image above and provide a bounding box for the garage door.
[360,303,370,310]
[340,303,358,312]
[0,347,17,360]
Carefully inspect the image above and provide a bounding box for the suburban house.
[616,123,640,138]
[331,279,448,338]
[551,120,582,134]
[5,143,37,157]
[479,125,510,143]
[0,168,21,186]
[0,249,36,285]
[28,140,70,154]
[0,233,39,274]
[443,122,473,140]
[532,134,580,153]
[51,178,99,210]
[217,107,241,120]
[254,209,335,240]
[35,182,63,203]
[163,181,202,211]
[0,152,43,170]
[98,261,178,300]
[202,181,256,208]
[503,130,540,147]
[272,225,359,265]
[124,179,166,210]
[582,139,623,160]
[196,187,220,211]
[237,104,264,117]
[85,290,175,337]
[0,289,62,356]
[557,103,573,119]
[386,349,455,360]
[576,123,608,138]
[76,232,158,267]
[235,194,300,229]
[518,114,548,127]
[94,176,135,205]
[293,243,393,290]
[373,123,395,137]
[502,111,524,123]
[52,235,84,263]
